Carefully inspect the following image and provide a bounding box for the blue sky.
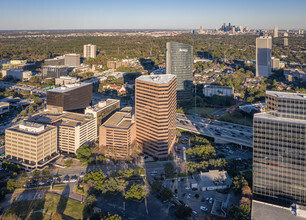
[1,0,305,30]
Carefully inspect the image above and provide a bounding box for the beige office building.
[28,112,97,154]
[5,122,58,169]
[135,74,177,159]
[55,76,80,86]
[83,44,96,58]
[85,99,120,136]
[99,107,136,159]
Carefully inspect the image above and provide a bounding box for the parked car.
[63,175,70,183]
[192,211,198,217]
[200,206,208,211]
[80,172,85,178]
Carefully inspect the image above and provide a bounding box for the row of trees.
[81,169,147,201]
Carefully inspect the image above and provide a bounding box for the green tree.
[28,106,34,114]
[160,188,173,201]
[6,179,16,191]
[125,184,147,200]
[232,175,248,192]
[83,195,98,219]
[76,144,93,164]
[29,76,42,84]
[45,78,55,86]
[20,110,27,117]
[41,169,50,176]
[134,167,146,176]
[174,205,192,219]
[102,213,122,220]
[164,163,175,178]
[32,170,40,176]
[228,204,250,220]
[151,181,162,193]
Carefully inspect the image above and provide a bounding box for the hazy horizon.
[1,0,305,31]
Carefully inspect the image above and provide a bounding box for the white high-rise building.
[83,44,97,58]
[273,27,278,38]
[256,36,272,78]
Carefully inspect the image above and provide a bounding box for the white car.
[200,206,208,211]
[185,187,190,190]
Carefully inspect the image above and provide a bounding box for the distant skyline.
[1,0,306,30]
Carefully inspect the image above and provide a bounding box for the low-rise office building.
[28,112,97,154]
[199,170,232,191]
[47,82,92,112]
[99,107,136,159]
[5,122,58,169]
[284,69,306,82]
[106,60,129,69]
[2,69,32,81]
[55,76,80,86]
[42,66,68,79]
[64,54,80,66]
[85,99,120,136]
[203,84,234,97]
[44,56,65,66]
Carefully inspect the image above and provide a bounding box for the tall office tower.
[256,36,272,78]
[253,91,306,216]
[83,44,97,58]
[200,26,203,32]
[46,82,92,112]
[166,42,193,100]
[274,27,278,38]
[135,74,177,160]
[5,122,58,169]
[284,38,289,47]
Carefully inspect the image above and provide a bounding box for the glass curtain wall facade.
[253,91,306,206]
[166,42,193,100]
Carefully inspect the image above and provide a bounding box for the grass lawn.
[8,193,84,220]
[219,112,253,127]
[185,107,220,116]
[43,193,84,219]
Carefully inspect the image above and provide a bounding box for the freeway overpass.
[176,113,253,148]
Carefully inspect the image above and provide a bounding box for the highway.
[176,113,253,147]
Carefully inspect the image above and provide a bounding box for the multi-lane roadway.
[176,113,253,147]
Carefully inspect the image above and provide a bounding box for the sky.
[1,0,305,30]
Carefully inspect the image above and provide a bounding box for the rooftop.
[7,121,55,135]
[85,99,120,113]
[204,84,233,89]
[48,82,91,93]
[28,112,94,127]
[254,112,306,124]
[252,200,306,220]
[137,74,175,84]
[266,91,306,100]
[199,170,232,187]
[102,107,134,129]
[43,65,68,69]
